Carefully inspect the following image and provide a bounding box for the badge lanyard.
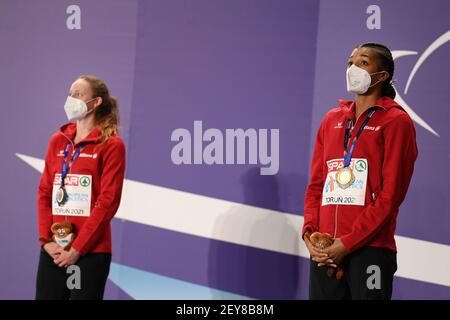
[61,143,86,188]
[343,109,376,167]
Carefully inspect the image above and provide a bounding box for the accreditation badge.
[321,158,368,206]
[52,173,92,217]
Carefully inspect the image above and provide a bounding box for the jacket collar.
[338,96,404,120]
[58,122,101,146]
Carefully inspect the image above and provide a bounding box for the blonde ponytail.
[78,75,120,143]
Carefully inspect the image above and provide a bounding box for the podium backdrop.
[1,0,449,299]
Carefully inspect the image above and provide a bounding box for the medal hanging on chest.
[335,166,355,189]
[57,142,86,207]
[335,109,376,189]
[56,186,69,206]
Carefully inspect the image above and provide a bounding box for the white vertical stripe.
[17,153,450,288]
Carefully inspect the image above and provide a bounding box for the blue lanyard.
[60,143,86,187]
[343,109,376,167]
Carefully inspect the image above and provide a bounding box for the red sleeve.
[302,115,327,239]
[71,137,126,255]
[37,136,56,247]
[340,113,418,252]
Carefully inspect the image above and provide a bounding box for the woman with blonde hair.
[36,75,126,300]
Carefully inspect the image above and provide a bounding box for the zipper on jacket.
[333,205,339,239]
[337,107,377,239]
[351,106,378,133]
[339,109,367,238]
[352,111,365,129]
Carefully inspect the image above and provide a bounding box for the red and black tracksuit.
[303,96,418,299]
[36,123,126,300]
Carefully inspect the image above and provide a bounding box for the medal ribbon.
[60,143,86,188]
[343,109,376,167]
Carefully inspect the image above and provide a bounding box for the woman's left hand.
[322,238,349,265]
[53,247,80,267]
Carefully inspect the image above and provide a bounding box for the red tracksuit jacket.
[38,123,126,255]
[302,96,418,253]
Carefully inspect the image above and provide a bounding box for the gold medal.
[335,167,355,189]
[338,110,376,190]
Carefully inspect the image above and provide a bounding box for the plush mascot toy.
[50,221,75,251]
[306,231,344,280]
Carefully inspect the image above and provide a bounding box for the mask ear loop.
[84,97,99,116]
[368,70,388,88]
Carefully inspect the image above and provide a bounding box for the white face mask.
[346,64,385,94]
[64,96,95,121]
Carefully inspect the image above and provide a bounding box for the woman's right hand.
[43,242,61,260]
[304,235,332,264]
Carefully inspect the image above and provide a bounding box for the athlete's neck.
[75,114,95,144]
[355,94,381,119]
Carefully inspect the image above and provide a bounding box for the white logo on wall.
[366,5,381,30]
[392,30,450,137]
[66,5,81,30]
[66,265,81,290]
[171,121,279,175]
[366,265,381,290]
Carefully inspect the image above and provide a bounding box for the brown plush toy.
[51,221,75,251]
[306,231,344,280]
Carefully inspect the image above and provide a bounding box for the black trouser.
[309,246,397,300]
[35,250,111,300]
